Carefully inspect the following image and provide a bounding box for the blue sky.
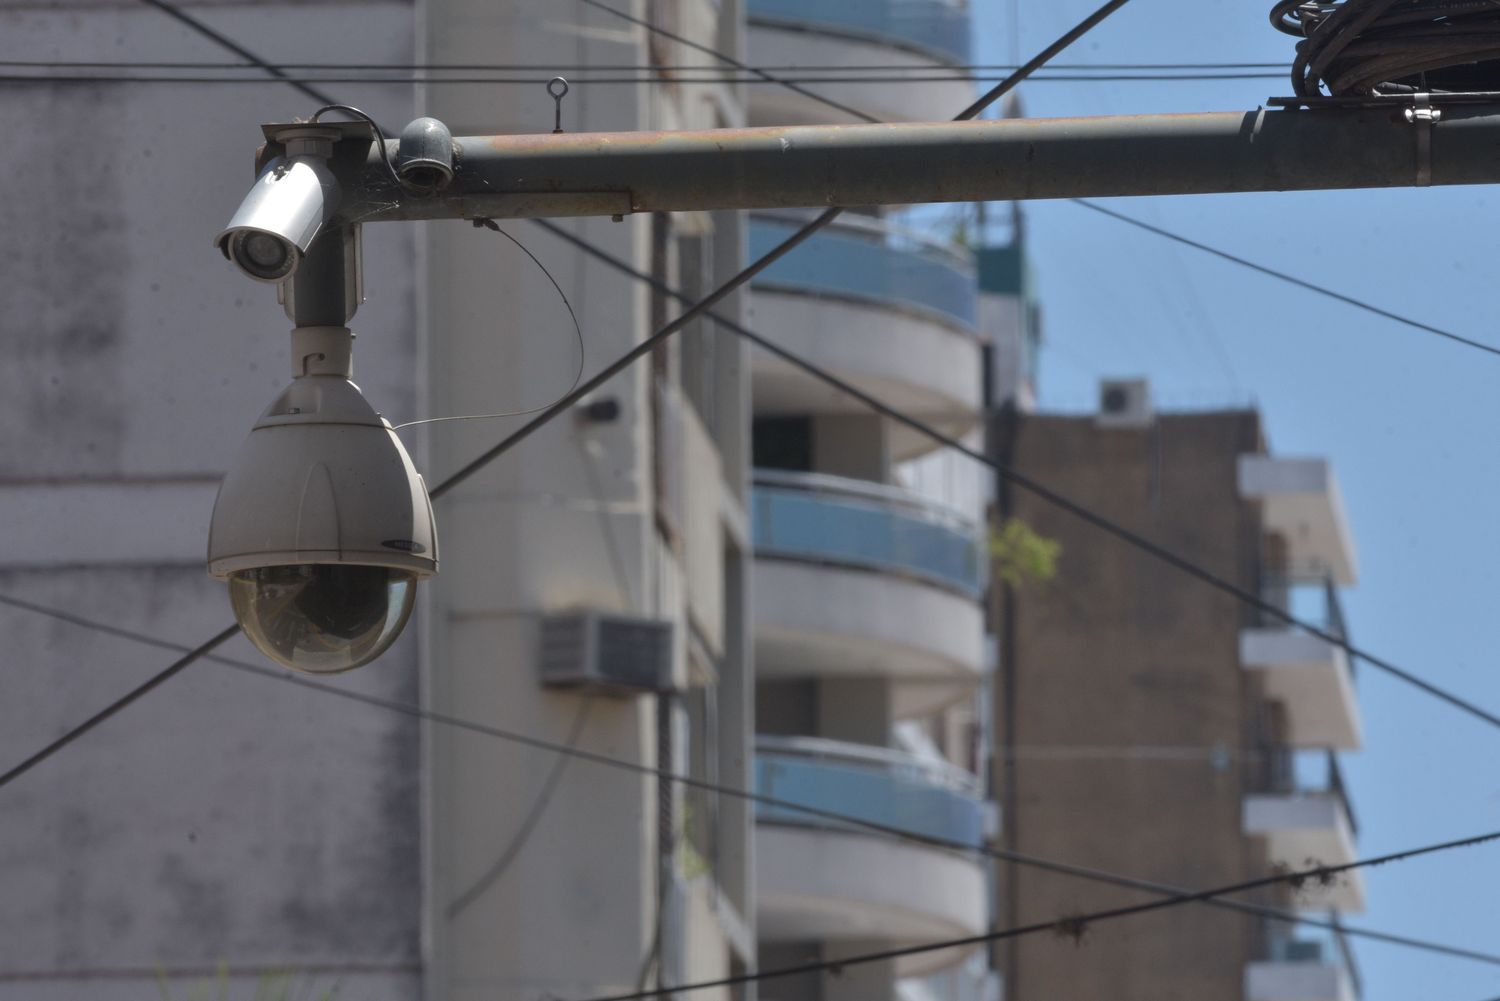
[975,0,1500,996]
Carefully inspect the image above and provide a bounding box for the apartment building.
[738,4,998,1001]
[0,2,752,999]
[990,385,1362,1001]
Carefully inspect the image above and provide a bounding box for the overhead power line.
[534,209,1500,734]
[7,589,1500,972]
[0,59,1289,71]
[542,7,1500,724]
[0,0,1125,834]
[1073,200,1500,358]
[570,827,1500,1001]
[0,0,1125,800]
[24,0,1481,819]
[134,0,337,106]
[2,0,1484,988]
[0,72,1283,85]
[0,72,1284,84]
[578,0,874,120]
[0,624,240,789]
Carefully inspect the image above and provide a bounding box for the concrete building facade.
[739,4,998,1001]
[0,2,754,999]
[990,390,1363,1001]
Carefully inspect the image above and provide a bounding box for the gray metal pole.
[340,104,1500,222]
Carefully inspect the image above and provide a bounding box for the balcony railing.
[752,469,986,598]
[1257,572,1355,680]
[1253,747,1360,840]
[1263,917,1363,1000]
[748,0,972,65]
[755,735,985,845]
[749,213,978,332]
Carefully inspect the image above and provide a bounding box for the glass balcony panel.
[755,737,984,846]
[752,470,985,598]
[747,0,972,64]
[750,214,978,332]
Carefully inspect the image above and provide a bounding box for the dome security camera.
[208,326,437,673]
[215,127,342,284]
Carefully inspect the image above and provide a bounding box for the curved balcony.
[747,0,973,126]
[755,737,988,972]
[752,470,987,699]
[749,213,984,456]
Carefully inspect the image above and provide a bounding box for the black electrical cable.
[135,0,339,107]
[1271,0,1500,96]
[0,72,1284,85]
[10,2,1484,989]
[0,624,241,790]
[580,0,876,120]
[572,828,1500,1001]
[0,0,1117,800]
[0,0,1127,843]
[309,104,402,186]
[537,10,1500,723]
[0,59,1291,71]
[445,694,594,919]
[7,589,1500,972]
[532,211,1500,731]
[431,0,1131,500]
[1073,199,1500,357]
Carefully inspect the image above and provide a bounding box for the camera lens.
[230,231,295,282]
[229,565,416,673]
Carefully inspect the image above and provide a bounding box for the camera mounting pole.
[288,100,1500,225]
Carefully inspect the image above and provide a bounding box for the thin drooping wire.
[135,0,340,107]
[532,213,1500,734]
[572,828,1500,1001]
[446,695,595,918]
[1074,200,1500,358]
[6,589,1499,972]
[392,221,586,432]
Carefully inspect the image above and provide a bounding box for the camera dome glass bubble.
[229,565,416,673]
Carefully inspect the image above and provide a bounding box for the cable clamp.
[1404,94,1440,187]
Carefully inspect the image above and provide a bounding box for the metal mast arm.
[337,104,1496,222]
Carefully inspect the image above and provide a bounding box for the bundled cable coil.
[1271,0,1500,96]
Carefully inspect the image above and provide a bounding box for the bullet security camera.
[215,126,343,284]
[208,326,437,673]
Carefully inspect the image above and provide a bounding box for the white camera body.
[208,327,437,673]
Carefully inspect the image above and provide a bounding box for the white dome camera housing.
[208,326,437,673]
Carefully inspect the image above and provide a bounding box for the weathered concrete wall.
[995,411,1278,1001]
[415,2,752,1000]
[0,3,422,998]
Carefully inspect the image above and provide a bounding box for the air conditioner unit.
[539,611,675,695]
[1096,378,1153,428]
